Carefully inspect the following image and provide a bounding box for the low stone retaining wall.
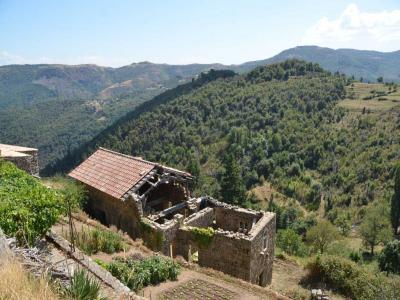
[46,230,145,299]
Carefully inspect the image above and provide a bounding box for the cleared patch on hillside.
[339,82,400,112]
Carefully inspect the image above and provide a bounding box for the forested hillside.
[52,60,400,221]
[242,46,400,83]
[0,62,223,169]
[1,47,398,171]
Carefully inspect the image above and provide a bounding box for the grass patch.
[63,225,128,255]
[0,257,59,300]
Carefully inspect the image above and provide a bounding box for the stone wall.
[175,227,252,282]
[184,207,214,227]
[248,213,276,286]
[85,186,142,238]
[174,207,276,286]
[4,151,39,176]
[215,206,261,233]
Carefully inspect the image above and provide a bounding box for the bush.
[105,256,180,292]
[306,255,400,300]
[276,229,308,256]
[306,220,340,253]
[0,161,64,245]
[65,226,128,255]
[64,269,105,300]
[349,250,362,263]
[378,240,400,274]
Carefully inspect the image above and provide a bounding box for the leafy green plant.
[276,229,308,256]
[306,220,340,254]
[378,240,400,274]
[0,161,64,245]
[64,269,106,300]
[306,255,400,300]
[189,227,215,248]
[105,256,180,292]
[64,226,128,255]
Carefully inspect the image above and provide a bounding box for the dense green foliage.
[247,46,400,82]
[63,226,128,255]
[391,163,400,234]
[189,226,215,248]
[2,47,399,171]
[0,160,64,245]
[105,256,180,292]
[378,240,400,274]
[306,220,340,254]
[53,61,357,208]
[0,63,226,171]
[359,202,392,255]
[47,59,400,225]
[276,229,308,256]
[306,255,400,300]
[64,269,106,300]
[220,151,247,205]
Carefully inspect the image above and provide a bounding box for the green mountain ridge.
[48,60,400,223]
[1,46,399,171]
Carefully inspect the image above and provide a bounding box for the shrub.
[0,161,64,245]
[105,256,180,292]
[64,269,105,300]
[349,250,362,263]
[64,226,128,255]
[378,240,400,274]
[306,220,340,253]
[276,229,308,256]
[306,255,400,300]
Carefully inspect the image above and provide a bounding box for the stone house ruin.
[69,148,276,286]
[0,143,39,176]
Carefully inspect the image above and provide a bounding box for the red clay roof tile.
[68,148,156,199]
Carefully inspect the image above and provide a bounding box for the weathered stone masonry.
[0,143,39,176]
[147,197,276,286]
[69,148,276,287]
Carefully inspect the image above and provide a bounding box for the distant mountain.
[240,46,400,82]
[0,62,224,109]
[0,62,227,169]
[1,45,399,171]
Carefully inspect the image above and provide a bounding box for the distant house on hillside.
[69,147,276,286]
[0,143,39,176]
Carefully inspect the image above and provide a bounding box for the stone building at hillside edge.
[0,143,39,176]
[69,147,276,286]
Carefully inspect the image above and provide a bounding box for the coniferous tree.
[220,152,247,206]
[391,163,400,235]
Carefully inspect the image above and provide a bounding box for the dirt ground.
[141,269,267,300]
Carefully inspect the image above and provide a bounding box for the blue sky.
[0,0,399,66]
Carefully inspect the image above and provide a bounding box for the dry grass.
[338,82,400,112]
[0,257,59,300]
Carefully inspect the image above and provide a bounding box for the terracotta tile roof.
[69,148,156,199]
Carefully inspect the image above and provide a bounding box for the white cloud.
[302,4,400,51]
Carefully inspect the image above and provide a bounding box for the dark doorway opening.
[94,208,107,226]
